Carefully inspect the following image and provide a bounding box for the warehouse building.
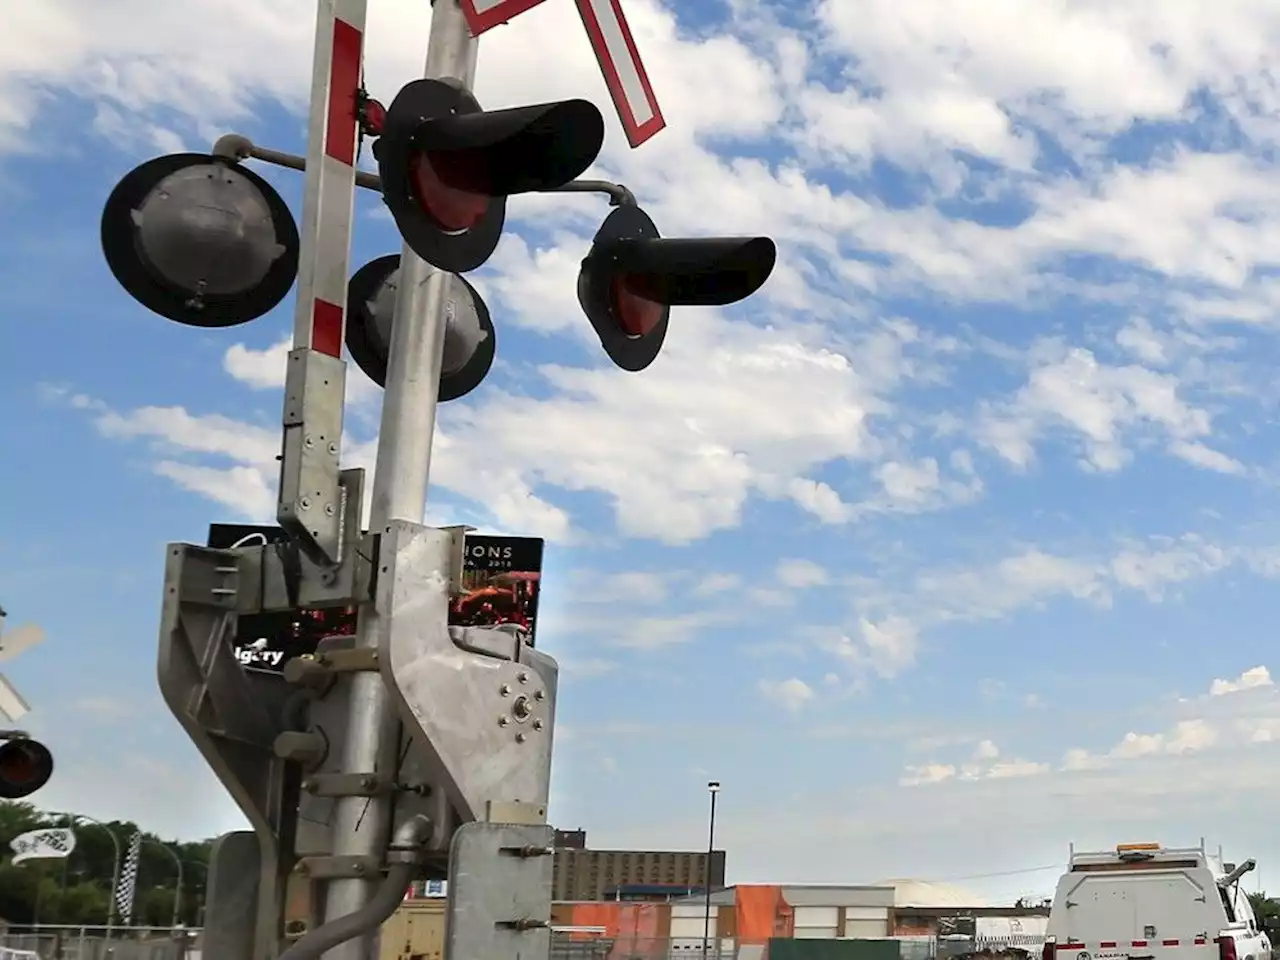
[550,829,726,901]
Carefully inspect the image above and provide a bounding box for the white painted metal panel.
[795,927,838,939]
[845,906,890,922]
[670,917,716,939]
[795,907,841,928]
[845,918,889,938]
[672,904,710,919]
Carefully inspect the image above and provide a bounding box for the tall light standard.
[142,840,184,929]
[56,813,122,937]
[702,780,721,960]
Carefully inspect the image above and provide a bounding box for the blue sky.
[4,0,1280,905]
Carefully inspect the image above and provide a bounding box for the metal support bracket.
[157,545,300,960]
[295,855,384,881]
[277,347,348,567]
[439,523,474,595]
[445,822,556,960]
[301,772,393,797]
[240,470,372,614]
[372,523,561,830]
[283,647,380,689]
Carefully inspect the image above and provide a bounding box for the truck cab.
[1044,843,1270,960]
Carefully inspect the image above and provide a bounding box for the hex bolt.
[499,684,512,697]
[353,862,366,876]
[532,719,543,731]
[511,697,532,722]
[515,732,527,744]
[517,672,529,684]
[498,716,510,727]
[533,690,545,702]
[360,775,376,791]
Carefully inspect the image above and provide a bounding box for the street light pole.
[59,815,122,937]
[141,840,185,929]
[702,780,721,960]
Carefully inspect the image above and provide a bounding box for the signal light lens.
[409,150,490,233]
[611,276,665,338]
[0,737,53,799]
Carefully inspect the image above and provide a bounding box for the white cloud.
[759,677,817,713]
[692,573,741,597]
[900,763,956,787]
[776,558,830,589]
[973,739,1000,762]
[1059,669,1280,772]
[903,738,1048,787]
[91,311,949,543]
[977,347,1224,475]
[1210,666,1274,697]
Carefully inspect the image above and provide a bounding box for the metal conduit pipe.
[277,814,433,960]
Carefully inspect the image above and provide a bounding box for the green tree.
[1249,892,1280,932]
[0,801,213,927]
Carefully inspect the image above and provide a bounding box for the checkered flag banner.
[115,831,142,924]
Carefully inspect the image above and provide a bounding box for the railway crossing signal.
[374,78,604,273]
[100,153,300,327]
[346,254,496,399]
[97,0,777,955]
[0,735,53,800]
[578,205,778,371]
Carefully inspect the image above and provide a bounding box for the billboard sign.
[448,535,545,648]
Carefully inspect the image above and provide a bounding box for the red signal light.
[610,276,664,338]
[409,151,490,233]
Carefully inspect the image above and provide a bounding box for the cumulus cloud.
[901,738,1048,787]
[759,677,817,713]
[1210,666,1273,697]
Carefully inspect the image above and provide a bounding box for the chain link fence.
[0,927,197,960]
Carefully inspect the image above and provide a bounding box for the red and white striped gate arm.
[292,0,368,355]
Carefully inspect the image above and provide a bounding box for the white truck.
[1043,843,1271,960]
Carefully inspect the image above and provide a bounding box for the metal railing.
[0,926,198,960]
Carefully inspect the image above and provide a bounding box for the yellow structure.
[284,864,447,959]
[378,900,447,960]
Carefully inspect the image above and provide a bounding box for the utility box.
[380,899,447,960]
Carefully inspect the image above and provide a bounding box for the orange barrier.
[736,884,795,943]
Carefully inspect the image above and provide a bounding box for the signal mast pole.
[290,0,479,955]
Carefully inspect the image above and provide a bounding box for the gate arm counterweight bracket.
[373,522,561,826]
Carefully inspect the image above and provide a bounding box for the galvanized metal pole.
[320,2,477,957]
